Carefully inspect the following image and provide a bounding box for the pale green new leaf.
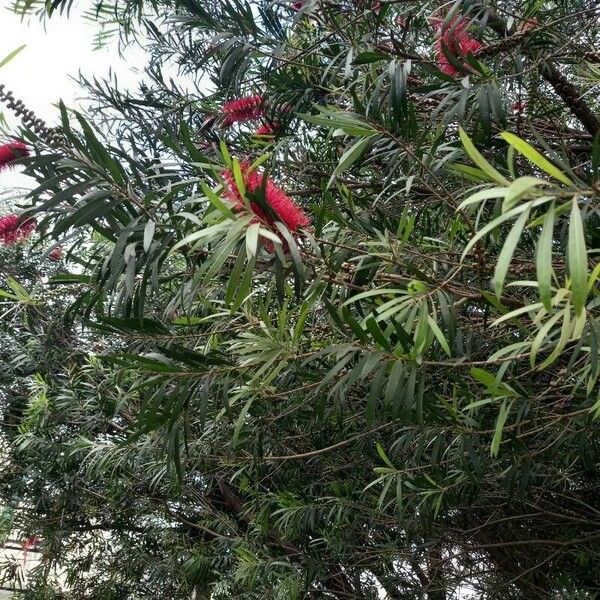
[143,220,155,253]
[0,45,26,69]
[459,127,509,186]
[245,223,260,258]
[536,203,555,311]
[500,132,574,186]
[493,207,530,297]
[567,199,588,316]
[426,315,451,357]
[502,177,548,213]
[539,306,574,369]
[457,186,507,211]
[530,311,563,367]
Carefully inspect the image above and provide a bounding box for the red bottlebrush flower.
[0,141,29,171]
[22,536,38,569]
[255,122,280,137]
[49,247,64,261]
[222,95,265,127]
[433,16,483,77]
[512,101,527,113]
[222,162,309,248]
[0,213,36,245]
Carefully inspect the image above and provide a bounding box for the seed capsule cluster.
[0,83,64,148]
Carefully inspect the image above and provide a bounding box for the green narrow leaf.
[490,400,512,457]
[219,140,232,167]
[6,277,29,298]
[232,159,247,204]
[530,311,563,367]
[539,306,574,369]
[536,203,555,311]
[385,359,404,408]
[202,181,236,219]
[446,163,490,182]
[231,256,255,311]
[493,207,530,297]
[426,316,451,357]
[365,317,392,351]
[500,132,574,186]
[232,399,253,449]
[143,220,156,253]
[340,307,370,343]
[457,187,508,210]
[327,136,373,189]
[567,199,588,316]
[502,177,547,213]
[274,222,306,288]
[353,51,388,65]
[225,246,249,307]
[245,222,260,258]
[375,442,396,470]
[0,45,26,69]
[462,198,552,260]
[459,127,509,185]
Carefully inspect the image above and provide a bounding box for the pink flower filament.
[222,95,266,127]
[433,16,482,77]
[222,162,309,247]
[255,122,280,137]
[0,213,36,245]
[0,141,30,171]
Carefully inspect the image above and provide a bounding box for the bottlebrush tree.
[1,0,600,598]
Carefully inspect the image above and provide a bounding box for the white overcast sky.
[0,7,145,121]
[0,6,145,191]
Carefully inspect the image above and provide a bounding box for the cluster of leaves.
[1,0,600,598]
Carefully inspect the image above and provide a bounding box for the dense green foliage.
[1,0,600,598]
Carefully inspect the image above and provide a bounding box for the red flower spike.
[433,16,482,77]
[255,122,280,137]
[0,141,29,171]
[222,162,309,249]
[49,247,64,261]
[222,95,266,127]
[0,213,36,245]
[22,536,38,569]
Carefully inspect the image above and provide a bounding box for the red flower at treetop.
[222,95,266,127]
[0,213,36,245]
[222,162,309,243]
[0,141,29,171]
[432,16,482,77]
